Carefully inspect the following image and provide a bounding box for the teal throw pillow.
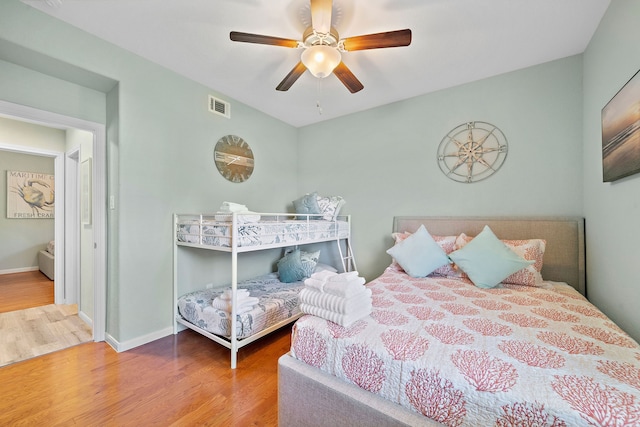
[277,249,307,283]
[285,248,320,278]
[293,192,321,219]
[386,224,450,278]
[449,225,534,289]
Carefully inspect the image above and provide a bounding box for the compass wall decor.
[437,121,508,183]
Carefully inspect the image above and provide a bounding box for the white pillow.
[316,194,346,221]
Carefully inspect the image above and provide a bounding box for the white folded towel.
[299,287,372,314]
[326,271,360,282]
[214,302,254,315]
[212,296,259,313]
[219,288,250,300]
[309,270,338,281]
[300,303,371,327]
[304,270,338,292]
[214,212,261,223]
[323,277,367,298]
[304,278,326,292]
[219,201,249,213]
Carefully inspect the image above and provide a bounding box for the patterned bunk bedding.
[177,273,303,339]
[290,264,640,426]
[176,213,350,249]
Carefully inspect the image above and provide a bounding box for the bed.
[279,216,640,426]
[173,212,355,369]
[177,273,303,339]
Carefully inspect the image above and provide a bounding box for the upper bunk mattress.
[178,273,303,339]
[290,264,640,426]
[176,214,349,248]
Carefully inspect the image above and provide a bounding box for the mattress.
[176,215,349,248]
[290,264,640,426]
[177,273,303,339]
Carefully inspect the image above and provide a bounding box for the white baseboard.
[105,326,174,353]
[0,266,39,275]
[78,310,93,328]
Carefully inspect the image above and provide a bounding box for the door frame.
[0,100,106,342]
[65,147,80,306]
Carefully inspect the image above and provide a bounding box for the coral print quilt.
[290,265,640,426]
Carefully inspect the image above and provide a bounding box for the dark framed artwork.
[601,68,640,182]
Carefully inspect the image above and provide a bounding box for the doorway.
[0,100,106,342]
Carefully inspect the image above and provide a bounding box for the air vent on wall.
[209,95,230,119]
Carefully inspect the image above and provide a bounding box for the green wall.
[0,117,61,271]
[298,55,584,282]
[0,149,55,271]
[0,58,107,125]
[582,0,640,341]
[2,0,639,346]
[0,0,299,345]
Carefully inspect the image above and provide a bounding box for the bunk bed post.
[336,215,357,272]
[173,214,179,334]
[230,212,239,369]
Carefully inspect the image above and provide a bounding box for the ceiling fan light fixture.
[230,0,410,93]
[301,45,341,78]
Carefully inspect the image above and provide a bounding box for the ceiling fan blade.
[333,62,364,93]
[276,62,308,91]
[342,29,412,51]
[310,0,332,34]
[230,31,299,48]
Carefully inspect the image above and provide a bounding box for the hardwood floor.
[0,324,293,426]
[0,270,54,313]
[0,271,290,424]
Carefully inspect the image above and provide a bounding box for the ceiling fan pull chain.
[316,78,323,115]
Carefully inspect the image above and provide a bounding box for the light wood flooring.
[0,270,54,313]
[0,325,291,426]
[0,303,93,367]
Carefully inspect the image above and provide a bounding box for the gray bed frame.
[279,216,585,427]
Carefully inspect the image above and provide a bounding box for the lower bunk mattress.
[177,273,304,339]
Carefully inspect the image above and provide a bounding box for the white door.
[65,148,80,305]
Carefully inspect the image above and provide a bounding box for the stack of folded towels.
[299,270,372,327]
[214,201,260,223]
[212,288,259,314]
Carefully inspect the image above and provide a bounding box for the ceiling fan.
[230,0,412,93]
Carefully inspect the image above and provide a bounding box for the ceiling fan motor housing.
[302,27,340,48]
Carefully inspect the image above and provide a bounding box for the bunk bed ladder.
[337,237,357,273]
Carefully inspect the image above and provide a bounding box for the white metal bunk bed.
[173,212,356,369]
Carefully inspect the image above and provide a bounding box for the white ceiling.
[22,0,610,128]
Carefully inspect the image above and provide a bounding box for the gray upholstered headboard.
[393,216,586,296]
